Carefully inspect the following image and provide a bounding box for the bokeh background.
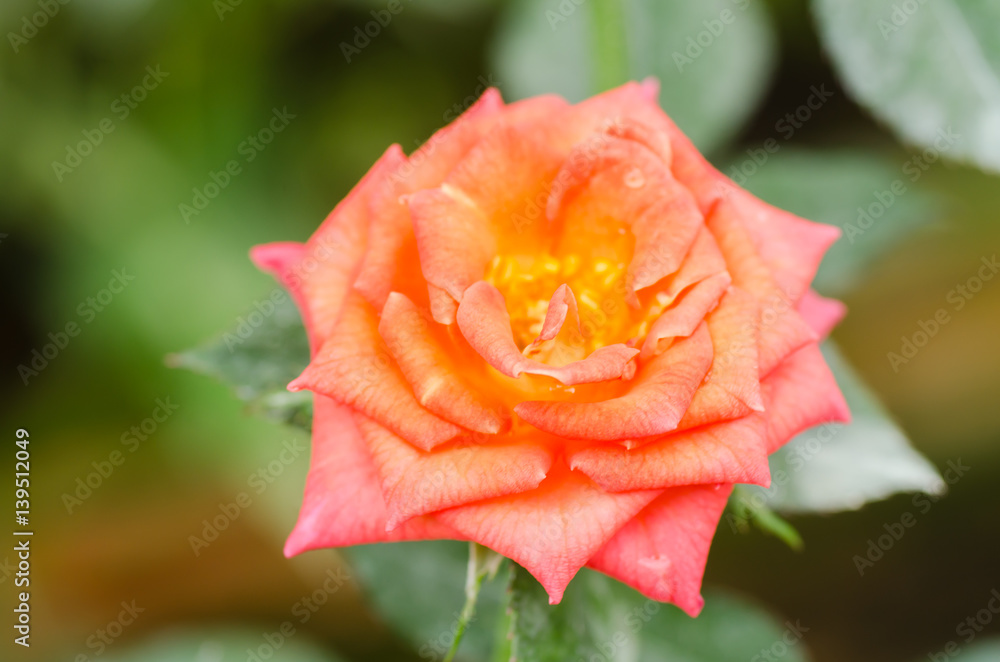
[2,0,999,661]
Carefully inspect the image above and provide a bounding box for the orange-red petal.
[435,466,660,604]
[379,292,510,434]
[354,415,552,530]
[457,281,638,385]
[290,293,461,450]
[761,344,851,453]
[567,413,770,491]
[515,323,713,441]
[587,484,733,617]
[283,396,456,556]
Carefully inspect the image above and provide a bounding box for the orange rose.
[252,80,849,615]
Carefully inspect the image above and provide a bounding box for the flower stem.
[589,0,630,93]
[443,543,503,662]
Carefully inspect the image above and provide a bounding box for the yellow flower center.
[484,253,629,352]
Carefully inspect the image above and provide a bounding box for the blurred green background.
[1,0,999,660]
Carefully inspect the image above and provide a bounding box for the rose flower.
[251,80,849,615]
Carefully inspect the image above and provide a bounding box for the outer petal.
[379,292,510,434]
[290,293,461,451]
[797,289,847,339]
[353,89,506,308]
[457,281,638,385]
[554,81,675,156]
[354,415,552,530]
[250,241,310,339]
[762,344,851,453]
[567,413,770,491]
[656,106,840,301]
[706,199,817,376]
[515,324,713,441]
[284,395,456,556]
[587,484,733,617]
[435,466,660,604]
[263,145,406,348]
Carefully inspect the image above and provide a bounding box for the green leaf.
[344,541,507,661]
[505,566,810,662]
[728,486,804,551]
[813,0,1000,173]
[726,147,941,296]
[637,590,810,662]
[506,565,641,662]
[100,627,345,662]
[757,341,944,514]
[491,0,778,153]
[168,294,312,430]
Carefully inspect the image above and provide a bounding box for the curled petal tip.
[638,77,660,101]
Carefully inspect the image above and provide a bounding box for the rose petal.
[515,323,713,441]
[567,413,770,491]
[408,185,497,303]
[546,134,701,302]
[435,465,660,604]
[379,292,510,434]
[657,110,840,301]
[522,284,588,366]
[762,343,851,452]
[290,293,461,450]
[706,199,817,376]
[353,89,507,309]
[283,396,456,556]
[457,281,638,385]
[587,484,733,617]
[677,286,765,430]
[354,414,553,530]
[250,241,311,344]
[265,146,405,348]
[640,272,732,361]
[797,289,847,339]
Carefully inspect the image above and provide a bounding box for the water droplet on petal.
[624,167,645,189]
